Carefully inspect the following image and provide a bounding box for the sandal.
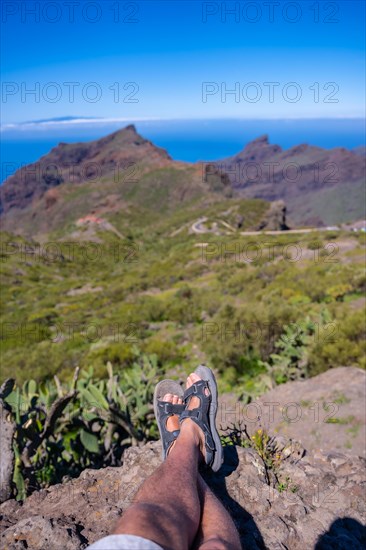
[153,380,185,460]
[180,365,223,472]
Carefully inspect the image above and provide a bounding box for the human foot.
[154,380,184,460]
[161,393,183,434]
[180,366,223,471]
[180,373,211,459]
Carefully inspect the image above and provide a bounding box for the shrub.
[308,310,366,375]
[2,351,160,500]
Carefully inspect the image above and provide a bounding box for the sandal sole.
[195,365,223,472]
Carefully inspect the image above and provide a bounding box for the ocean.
[1,118,365,183]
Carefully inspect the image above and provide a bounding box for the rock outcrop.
[256,199,289,230]
[1,440,365,549]
[0,402,15,504]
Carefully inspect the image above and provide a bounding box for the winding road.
[190,217,341,236]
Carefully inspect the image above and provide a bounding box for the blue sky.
[1,0,365,123]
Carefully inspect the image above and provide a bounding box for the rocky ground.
[1,441,365,550]
[220,367,366,457]
[1,368,365,549]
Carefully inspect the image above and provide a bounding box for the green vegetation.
[290,178,366,226]
[1,212,365,393]
[331,392,351,405]
[346,423,361,437]
[1,192,365,500]
[325,415,355,425]
[221,423,298,493]
[2,352,159,500]
[1,126,365,505]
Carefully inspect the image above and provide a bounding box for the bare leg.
[114,393,201,550]
[114,374,241,550]
[195,475,241,550]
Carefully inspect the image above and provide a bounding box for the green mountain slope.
[0,126,365,393]
[1,223,365,388]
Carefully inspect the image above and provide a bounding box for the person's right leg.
[180,373,241,550]
[195,475,241,550]
[114,396,202,550]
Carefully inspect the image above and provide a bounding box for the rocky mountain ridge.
[0,125,364,227]
[218,135,365,225]
[0,125,172,215]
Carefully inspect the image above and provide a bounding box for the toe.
[164,394,181,436]
[187,373,199,388]
[162,393,173,402]
[186,373,210,397]
[186,373,201,388]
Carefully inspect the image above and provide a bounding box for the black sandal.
[180,365,223,472]
[153,380,185,459]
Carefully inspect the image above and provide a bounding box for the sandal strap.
[183,380,210,402]
[157,401,184,457]
[180,380,216,466]
[157,401,185,415]
[164,429,181,456]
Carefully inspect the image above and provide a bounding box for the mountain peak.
[0,125,172,214]
[229,134,282,162]
[125,124,137,132]
[110,124,139,137]
[95,124,144,146]
[250,134,270,145]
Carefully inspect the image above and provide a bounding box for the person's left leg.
[114,394,202,550]
[194,475,241,550]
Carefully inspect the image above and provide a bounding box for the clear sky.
[1,0,365,124]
